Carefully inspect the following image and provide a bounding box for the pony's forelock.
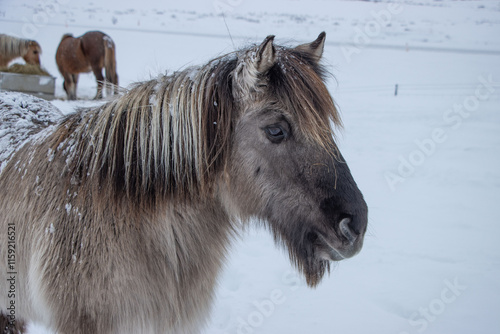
[231,43,341,151]
[271,47,341,147]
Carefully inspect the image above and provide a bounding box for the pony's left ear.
[28,41,41,50]
[256,35,277,74]
[295,32,326,63]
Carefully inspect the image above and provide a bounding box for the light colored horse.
[0,33,367,333]
[0,34,41,67]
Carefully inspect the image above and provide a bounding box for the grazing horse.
[0,33,367,333]
[0,34,41,67]
[55,31,118,100]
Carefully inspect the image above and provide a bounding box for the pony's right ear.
[29,41,41,52]
[256,35,277,74]
[295,32,326,63]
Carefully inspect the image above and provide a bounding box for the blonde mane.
[0,34,41,65]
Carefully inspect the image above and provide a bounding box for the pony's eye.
[264,125,287,143]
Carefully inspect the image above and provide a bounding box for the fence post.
[394,84,398,96]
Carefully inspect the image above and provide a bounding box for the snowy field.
[1,0,500,333]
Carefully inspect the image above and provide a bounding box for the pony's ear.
[295,32,326,63]
[256,35,277,74]
[233,35,277,98]
[28,41,41,51]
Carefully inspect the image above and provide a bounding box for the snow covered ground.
[1,0,500,333]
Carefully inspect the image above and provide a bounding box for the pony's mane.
[51,41,340,206]
[0,34,41,58]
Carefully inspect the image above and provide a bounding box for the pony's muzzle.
[317,210,367,261]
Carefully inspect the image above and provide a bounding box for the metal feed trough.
[0,72,56,100]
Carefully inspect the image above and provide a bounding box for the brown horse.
[0,34,41,67]
[55,31,118,100]
[0,33,367,333]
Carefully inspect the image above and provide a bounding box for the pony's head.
[61,33,367,287]
[221,32,368,287]
[23,40,41,65]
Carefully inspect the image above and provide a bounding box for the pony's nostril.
[349,216,366,236]
[339,217,357,244]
